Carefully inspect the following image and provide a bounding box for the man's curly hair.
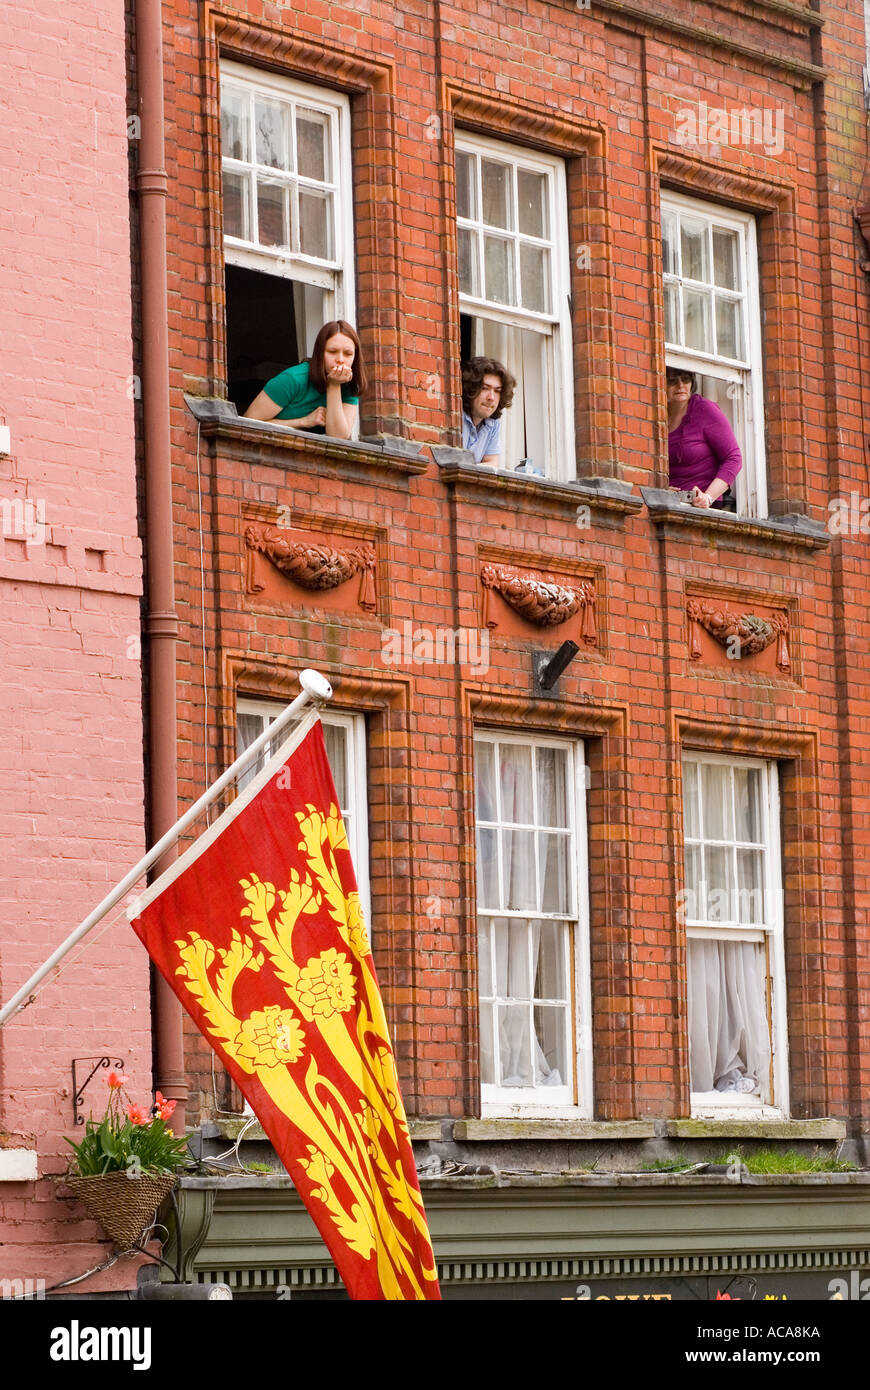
[461,357,516,419]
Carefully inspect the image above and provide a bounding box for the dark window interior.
[225,264,299,415]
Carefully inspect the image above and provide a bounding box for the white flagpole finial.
[299,669,333,702]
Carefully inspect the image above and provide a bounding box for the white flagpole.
[0,668,333,1028]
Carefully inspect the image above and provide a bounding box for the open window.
[220,63,355,414]
[456,135,575,480]
[473,732,591,1115]
[662,192,766,517]
[681,754,787,1117]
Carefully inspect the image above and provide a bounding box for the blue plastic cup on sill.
[515,458,544,476]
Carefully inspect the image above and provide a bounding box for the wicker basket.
[66,1172,177,1250]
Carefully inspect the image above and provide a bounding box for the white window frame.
[474,730,592,1117]
[220,61,356,348]
[661,191,767,518]
[681,752,788,1119]
[456,133,575,482]
[236,698,371,932]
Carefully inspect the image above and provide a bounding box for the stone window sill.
[641,487,830,552]
[432,447,644,524]
[453,1119,656,1141]
[184,396,429,480]
[667,1118,846,1140]
[209,1116,441,1143]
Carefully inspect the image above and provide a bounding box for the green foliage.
[65,1083,191,1177]
[712,1147,855,1174]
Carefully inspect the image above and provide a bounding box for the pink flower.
[105,1071,129,1090]
[152,1091,176,1121]
[126,1103,148,1125]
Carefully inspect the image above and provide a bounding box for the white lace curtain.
[492,748,563,1088]
[688,937,770,1097]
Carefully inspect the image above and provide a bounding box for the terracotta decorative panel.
[480,563,596,646]
[244,524,377,616]
[686,596,790,673]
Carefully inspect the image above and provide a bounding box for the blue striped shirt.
[462,411,501,464]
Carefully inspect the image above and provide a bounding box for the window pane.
[701,764,733,840]
[520,242,550,313]
[684,844,703,920]
[299,190,333,258]
[474,740,497,821]
[699,373,740,429]
[536,747,568,828]
[476,827,499,907]
[237,712,263,756]
[715,296,743,360]
[222,170,249,240]
[688,937,770,1098]
[458,226,479,297]
[538,833,570,913]
[255,97,288,171]
[483,235,515,304]
[480,1002,496,1083]
[221,87,248,161]
[498,1005,532,1085]
[734,767,762,842]
[503,830,536,910]
[683,288,712,352]
[456,150,476,220]
[535,921,567,1000]
[481,159,513,229]
[517,168,547,238]
[706,846,734,921]
[737,850,765,923]
[661,211,677,275]
[500,744,533,824]
[493,918,530,997]
[257,179,287,247]
[323,723,348,806]
[296,111,329,181]
[237,713,268,791]
[683,762,700,839]
[680,218,709,282]
[664,283,679,344]
[712,226,740,290]
[534,1006,567,1086]
[478,918,494,996]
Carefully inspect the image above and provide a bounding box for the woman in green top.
[245,320,367,440]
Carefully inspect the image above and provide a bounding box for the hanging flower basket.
[63,1070,191,1249]
[66,1171,177,1250]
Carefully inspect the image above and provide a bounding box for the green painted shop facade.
[161,1118,870,1301]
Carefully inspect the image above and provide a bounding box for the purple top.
[668,393,742,492]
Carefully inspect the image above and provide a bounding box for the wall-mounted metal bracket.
[72,1055,125,1125]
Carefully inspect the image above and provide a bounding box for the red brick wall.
[161,0,870,1130]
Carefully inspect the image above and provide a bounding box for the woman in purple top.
[666,367,742,509]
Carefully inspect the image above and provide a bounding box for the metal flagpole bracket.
[0,669,332,1030]
[72,1055,125,1125]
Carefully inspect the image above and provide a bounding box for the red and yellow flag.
[130,711,440,1300]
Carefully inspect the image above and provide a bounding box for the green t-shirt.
[262,361,358,423]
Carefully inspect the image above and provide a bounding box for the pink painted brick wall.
[0,1,152,1290]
